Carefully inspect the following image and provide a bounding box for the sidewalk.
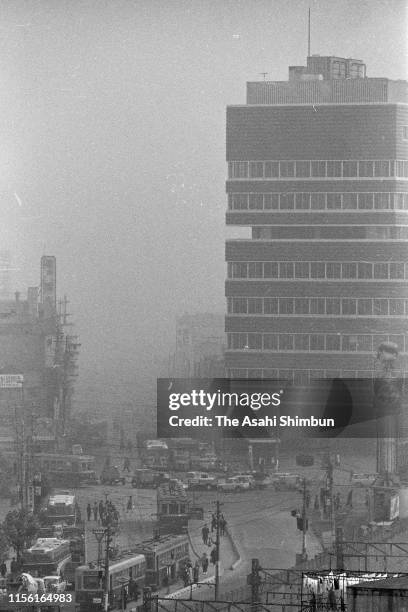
[188,519,238,574]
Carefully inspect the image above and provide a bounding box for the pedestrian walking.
[220,515,227,536]
[327,587,336,610]
[98,500,104,520]
[86,503,92,521]
[93,502,98,521]
[193,561,199,584]
[0,562,6,578]
[123,457,131,472]
[309,591,316,611]
[202,553,209,574]
[211,513,217,532]
[10,558,18,576]
[122,585,128,609]
[201,524,209,545]
[210,547,217,566]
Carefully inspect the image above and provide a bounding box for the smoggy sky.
[1,0,407,413]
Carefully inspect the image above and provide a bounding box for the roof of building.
[133,534,188,552]
[48,494,75,506]
[157,480,187,500]
[349,574,408,591]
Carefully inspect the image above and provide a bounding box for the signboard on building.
[0,374,23,388]
[40,255,56,308]
[27,485,34,513]
[390,494,400,520]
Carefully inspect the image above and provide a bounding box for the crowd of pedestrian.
[86,498,119,526]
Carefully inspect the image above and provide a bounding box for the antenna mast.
[308,7,311,57]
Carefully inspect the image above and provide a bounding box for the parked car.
[350,473,377,487]
[100,466,125,485]
[218,475,255,492]
[186,471,218,490]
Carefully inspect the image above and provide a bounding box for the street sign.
[0,374,23,388]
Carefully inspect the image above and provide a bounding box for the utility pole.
[103,521,112,612]
[214,500,223,601]
[301,477,307,562]
[250,558,261,612]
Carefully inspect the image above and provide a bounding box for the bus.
[143,440,170,470]
[21,538,71,578]
[75,553,146,611]
[34,452,98,487]
[44,491,77,526]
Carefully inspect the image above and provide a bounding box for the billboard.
[40,255,56,308]
[390,494,400,521]
[0,374,23,388]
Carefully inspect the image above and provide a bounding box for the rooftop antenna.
[259,72,268,81]
[308,7,311,57]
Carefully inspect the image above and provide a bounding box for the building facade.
[225,55,408,382]
[0,256,79,452]
[170,313,225,377]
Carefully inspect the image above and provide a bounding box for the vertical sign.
[27,485,34,513]
[41,256,56,308]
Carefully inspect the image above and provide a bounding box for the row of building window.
[227,297,408,316]
[252,225,408,240]
[228,261,407,280]
[226,368,406,383]
[228,160,408,179]
[228,192,408,211]
[227,332,406,353]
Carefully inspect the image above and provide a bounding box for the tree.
[2,509,39,561]
[0,528,9,562]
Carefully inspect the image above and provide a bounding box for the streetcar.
[133,534,190,591]
[75,553,145,611]
[157,480,189,535]
[33,452,98,487]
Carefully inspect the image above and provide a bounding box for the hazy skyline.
[1,0,407,413]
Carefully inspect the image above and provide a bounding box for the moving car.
[218,475,255,492]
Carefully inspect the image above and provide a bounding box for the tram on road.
[75,553,145,611]
[134,534,190,591]
[34,452,98,487]
[157,480,189,535]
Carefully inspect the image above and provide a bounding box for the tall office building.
[225,55,408,382]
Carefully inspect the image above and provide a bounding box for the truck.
[100,465,125,485]
[131,469,170,488]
